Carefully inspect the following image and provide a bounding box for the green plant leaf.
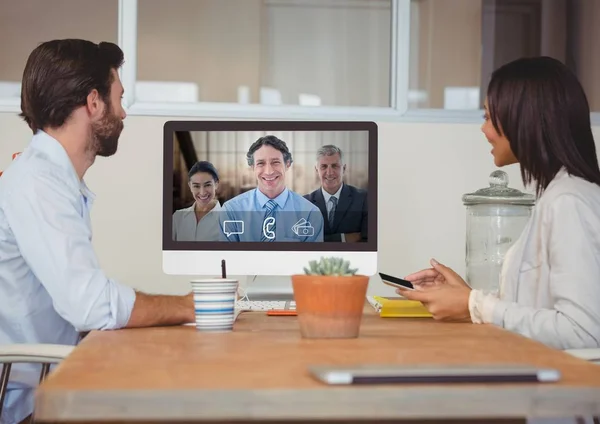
[303,256,358,276]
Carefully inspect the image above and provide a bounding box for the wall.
[7,112,596,297]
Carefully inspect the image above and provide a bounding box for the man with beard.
[0,40,194,424]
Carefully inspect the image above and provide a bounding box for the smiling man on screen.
[219,135,324,242]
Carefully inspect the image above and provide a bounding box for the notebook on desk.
[367,296,432,318]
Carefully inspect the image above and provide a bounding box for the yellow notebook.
[367,296,432,318]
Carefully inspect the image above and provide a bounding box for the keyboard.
[235,300,296,311]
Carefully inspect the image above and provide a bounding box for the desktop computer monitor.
[162,121,377,276]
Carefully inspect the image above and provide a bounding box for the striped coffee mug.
[190,278,239,332]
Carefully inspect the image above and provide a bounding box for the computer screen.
[162,121,377,276]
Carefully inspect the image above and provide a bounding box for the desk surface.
[35,305,600,422]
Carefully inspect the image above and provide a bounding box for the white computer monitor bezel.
[162,120,378,276]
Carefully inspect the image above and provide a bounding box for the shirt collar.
[541,166,569,197]
[321,183,343,204]
[555,167,568,180]
[187,200,222,213]
[80,179,96,204]
[255,187,289,209]
[30,130,96,202]
[184,200,222,215]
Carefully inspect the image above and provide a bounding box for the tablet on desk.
[308,364,561,385]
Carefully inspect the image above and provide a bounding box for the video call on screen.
[172,130,369,243]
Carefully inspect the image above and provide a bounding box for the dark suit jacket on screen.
[304,184,368,242]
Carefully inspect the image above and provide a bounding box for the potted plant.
[291,257,369,339]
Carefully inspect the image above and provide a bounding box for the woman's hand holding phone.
[395,258,472,322]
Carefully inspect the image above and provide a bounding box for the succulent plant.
[303,256,358,276]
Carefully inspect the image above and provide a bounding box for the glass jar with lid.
[462,170,535,294]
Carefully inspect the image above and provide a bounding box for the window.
[408,0,600,112]
[0,0,118,108]
[1,0,597,122]
[135,0,392,108]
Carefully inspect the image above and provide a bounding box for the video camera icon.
[292,218,314,237]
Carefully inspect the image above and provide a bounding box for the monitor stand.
[241,275,295,301]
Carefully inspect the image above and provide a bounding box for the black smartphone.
[379,272,414,290]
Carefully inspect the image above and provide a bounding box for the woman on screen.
[396,56,600,351]
[172,161,222,241]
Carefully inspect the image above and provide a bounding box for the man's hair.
[246,135,293,166]
[20,39,124,134]
[316,144,344,163]
[188,161,219,182]
[487,56,600,196]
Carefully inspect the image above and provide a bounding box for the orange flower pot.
[291,274,369,339]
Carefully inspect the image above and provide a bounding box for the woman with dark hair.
[397,56,600,350]
[172,161,222,241]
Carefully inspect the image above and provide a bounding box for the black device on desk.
[379,272,414,290]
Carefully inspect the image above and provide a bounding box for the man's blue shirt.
[0,131,136,424]
[219,188,324,242]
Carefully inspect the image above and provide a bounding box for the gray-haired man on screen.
[304,145,368,242]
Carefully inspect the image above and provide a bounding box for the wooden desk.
[35,306,600,423]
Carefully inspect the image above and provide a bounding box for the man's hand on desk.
[125,291,195,328]
[396,258,471,322]
[185,292,194,322]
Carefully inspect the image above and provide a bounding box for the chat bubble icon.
[223,220,244,237]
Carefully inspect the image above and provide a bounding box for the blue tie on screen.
[261,199,277,242]
[328,196,337,225]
